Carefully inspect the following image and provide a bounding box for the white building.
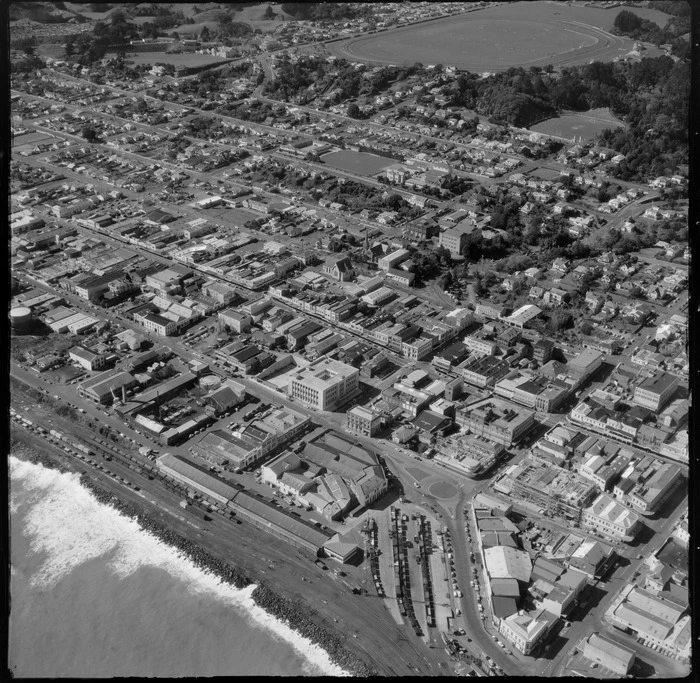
[581,493,642,542]
[289,358,360,411]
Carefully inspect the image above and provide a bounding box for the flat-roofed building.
[475,300,507,320]
[565,540,613,579]
[464,334,497,357]
[439,224,472,257]
[218,308,251,333]
[461,356,511,388]
[456,397,535,447]
[346,405,381,437]
[495,371,571,412]
[194,407,309,470]
[582,633,636,675]
[289,358,360,411]
[568,348,603,378]
[137,312,178,336]
[633,372,679,412]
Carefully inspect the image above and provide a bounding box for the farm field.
[528,109,625,141]
[321,150,395,176]
[333,1,672,72]
[124,52,230,68]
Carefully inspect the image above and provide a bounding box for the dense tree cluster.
[612,8,690,57]
[280,3,370,21]
[11,53,45,73]
[451,57,688,180]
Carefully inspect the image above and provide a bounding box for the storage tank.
[9,306,32,333]
[199,375,221,392]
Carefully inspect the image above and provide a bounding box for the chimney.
[122,385,127,403]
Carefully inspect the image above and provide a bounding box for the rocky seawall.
[10,441,375,676]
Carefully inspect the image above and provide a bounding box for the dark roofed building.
[492,596,519,620]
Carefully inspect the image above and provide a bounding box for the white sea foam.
[10,456,350,677]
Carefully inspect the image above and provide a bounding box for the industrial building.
[582,633,636,675]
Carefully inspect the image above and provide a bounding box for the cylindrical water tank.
[199,375,221,392]
[9,307,32,333]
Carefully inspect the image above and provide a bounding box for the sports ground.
[331,1,670,72]
[321,150,395,176]
[529,109,625,141]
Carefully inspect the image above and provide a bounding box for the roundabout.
[428,481,459,500]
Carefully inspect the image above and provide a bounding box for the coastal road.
[9,408,452,677]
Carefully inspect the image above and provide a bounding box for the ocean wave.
[10,456,349,677]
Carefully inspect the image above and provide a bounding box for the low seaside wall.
[10,440,375,676]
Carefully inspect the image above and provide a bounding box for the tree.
[15,37,36,55]
[264,5,275,19]
[81,125,100,143]
[385,193,402,210]
[200,25,210,42]
[437,271,453,291]
[346,103,361,119]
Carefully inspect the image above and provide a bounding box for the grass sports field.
[333,1,672,72]
[125,52,229,68]
[529,108,625,141]
[321,150,394,176]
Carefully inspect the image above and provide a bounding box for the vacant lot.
[322,150,394,176]
[333,1,670,72]
[529,110,625,141]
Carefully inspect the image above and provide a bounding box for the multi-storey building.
[346,406,381,437]
[289,358,360,411]
[580,493,642,542]
[456,398,535,447]
[632,372,679,412]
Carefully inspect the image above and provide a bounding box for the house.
[551,258,569,275]
[543,288,568,305]
[585,292,604,312]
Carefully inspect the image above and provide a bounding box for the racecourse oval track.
[331,10,634,72]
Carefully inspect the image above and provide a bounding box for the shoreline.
[9,442,376,677]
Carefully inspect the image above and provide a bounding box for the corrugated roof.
[233,494,331,548]
[157,453,238,501]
